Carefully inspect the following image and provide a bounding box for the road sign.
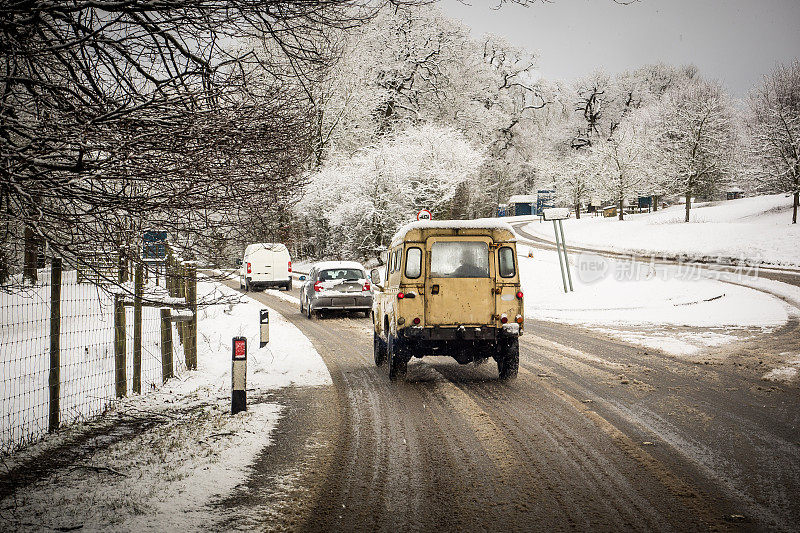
[417,209,432,221]
[542,208,570,221]
[143,230,167,260]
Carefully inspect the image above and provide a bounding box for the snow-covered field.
[521,194,800,267]
[0,279,330,531]
[519,245,794,356]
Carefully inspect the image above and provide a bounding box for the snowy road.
[225,281,800,532]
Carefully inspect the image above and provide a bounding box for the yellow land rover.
[370,220,523,381]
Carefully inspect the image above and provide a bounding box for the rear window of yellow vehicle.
[430,241,489,278]
[498,246,516,277]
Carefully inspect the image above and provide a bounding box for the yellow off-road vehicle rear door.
[424,236,495,326]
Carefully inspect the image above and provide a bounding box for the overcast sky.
[438,0,800,97]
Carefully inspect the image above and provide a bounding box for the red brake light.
[516,291,523,299]
[247,262,251,274]
[397,292,405,299]
[288,261,292,273]
[314,281,323,292]
[363,280,371,291]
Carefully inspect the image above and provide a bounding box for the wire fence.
[0,256,195,454]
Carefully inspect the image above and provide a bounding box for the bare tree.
[0,1,399,283]
[747,60,800,224]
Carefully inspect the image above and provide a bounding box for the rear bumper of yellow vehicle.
[399,324,519,342]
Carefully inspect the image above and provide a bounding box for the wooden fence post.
[48,258,62,432]
[185,263,197,370]
[133,264,143,394]
[177,262,185,346]
[161,308,173,382]
[114,294,127,398]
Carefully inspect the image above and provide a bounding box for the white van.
[239,243,292,291]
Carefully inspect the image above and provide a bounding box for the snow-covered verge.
[521,194,800,267]
[519,245,793,357]
[0,280,330,532]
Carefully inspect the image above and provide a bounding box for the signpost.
[542,208,574,293]
[417,209,432,221]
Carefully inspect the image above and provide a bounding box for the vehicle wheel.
[306,302,313,319]
[387,333,407,381]
[497,337,519,380]
[374,331,387,367]
[300,295,305,314]
[286,280,292,291]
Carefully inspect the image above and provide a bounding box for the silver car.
[300,261,373,319]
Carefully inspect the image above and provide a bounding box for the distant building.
[725,186,744,200]
[507,195,537,216]
[602,205,617,218]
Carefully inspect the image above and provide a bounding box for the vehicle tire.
[497,337,519,380]
[374,331,387,367]
[387,333,407,381]
[286,280,292,291]
[306,301,313,319]
[300,295,305,314]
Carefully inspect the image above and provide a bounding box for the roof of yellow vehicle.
[391,219,516,247]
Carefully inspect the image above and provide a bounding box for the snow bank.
[521,194,800,267]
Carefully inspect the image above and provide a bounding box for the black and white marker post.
[231,336,247,414]
[260,309,269,347]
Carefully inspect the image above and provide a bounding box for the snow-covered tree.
[300,125,483,258]
[653,80,737,222]
[747,60,800,224]
[593,129,650,220]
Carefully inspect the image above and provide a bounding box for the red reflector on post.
[413,317,420,325]
[233,338,247,360]
[397,292,405,299]
[516,291,523,299]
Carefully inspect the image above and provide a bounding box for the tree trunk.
[684,192,691,222]
[793,191,798,224]
[652,195,658,212]
[618,199,624,221]
[575,203,581,219]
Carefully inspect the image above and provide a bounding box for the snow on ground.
[0,279,330,532]
[519,245,792,356]
[762,353,800,383]
[521,194,800,267]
